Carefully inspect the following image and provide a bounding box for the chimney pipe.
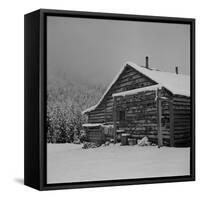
[175,66,178,74]
[145,56,149,69]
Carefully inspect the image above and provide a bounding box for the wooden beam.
[169,100,175,147]
[113,96,117,144]
[157,89,163,147]
[100,126,105,144]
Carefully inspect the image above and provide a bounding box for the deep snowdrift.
[47,143,190,184]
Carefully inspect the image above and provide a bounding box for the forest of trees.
[47,77,106,143]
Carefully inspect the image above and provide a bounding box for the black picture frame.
[24,9,195,191]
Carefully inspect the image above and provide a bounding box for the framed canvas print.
[24,9,195,190]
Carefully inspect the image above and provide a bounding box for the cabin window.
[117,110,126,121]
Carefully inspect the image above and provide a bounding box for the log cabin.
[82,58,190,147]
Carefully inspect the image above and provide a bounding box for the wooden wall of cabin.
[115,91,157,143]
[87,65,157,124]
[173,95,191,147]
[160,88,172,146]
[114,88,172,146]
[87,107,105,123]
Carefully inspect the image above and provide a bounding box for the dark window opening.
[117,110,126,121]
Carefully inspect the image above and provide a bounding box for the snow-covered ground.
[47,143,190,184]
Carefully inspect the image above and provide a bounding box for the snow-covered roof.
[82,123,103,127]
[112,84,161,97]
[82,64,126,114]
[82,62,190,114]
[126,62,190,97]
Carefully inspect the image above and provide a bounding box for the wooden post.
[113,97,117,144]
[157,89,163,147]
[100,126,105,144]
[169,100,175,147]
[103,102,106,123]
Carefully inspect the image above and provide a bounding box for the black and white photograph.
[1,0,199,197]
[46,15,193,184]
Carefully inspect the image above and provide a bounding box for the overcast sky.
[47,16,190,85]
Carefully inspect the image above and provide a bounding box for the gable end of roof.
[82,62,190,114]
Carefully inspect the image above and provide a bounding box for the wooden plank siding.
[88,65,156,124]
[113,89,172,146]
[85,126,105,144]
[114,90,158,143]
[173,95,191,147]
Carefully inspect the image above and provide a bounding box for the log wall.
[114,89,171,145]
[173,95,191,147]
[88,65,156,124]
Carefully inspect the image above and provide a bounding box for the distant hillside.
[47,77,106,143]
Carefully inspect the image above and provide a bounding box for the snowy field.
[47,143,190,184]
